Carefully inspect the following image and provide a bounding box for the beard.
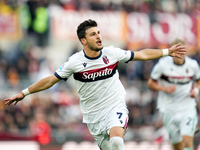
[88,43,103,52]
[93,47,103,52]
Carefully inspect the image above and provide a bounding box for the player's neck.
[84,47,101,58]
[173,58,185,65]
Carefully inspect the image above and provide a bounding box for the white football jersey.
[150,56,200,113]
[55,46,134,123]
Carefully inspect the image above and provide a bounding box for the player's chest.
[161,65,194,84]
[72,57,118,82]
[163,65,194,77]
[73,56,117,72]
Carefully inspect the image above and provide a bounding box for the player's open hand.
[169,43,187,59]
[4,92,25,106]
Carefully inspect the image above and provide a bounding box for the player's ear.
[81,38,87,45]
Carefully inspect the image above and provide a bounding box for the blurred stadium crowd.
[0,0,200,147]
[1,0,200,12]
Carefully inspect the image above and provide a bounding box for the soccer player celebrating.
[148,39,200,150]
[4,19,186,150]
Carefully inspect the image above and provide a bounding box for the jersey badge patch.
[83,63,87,68]
[102,55,109,64]
[59,64,65,71]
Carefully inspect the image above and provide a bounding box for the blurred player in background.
[4,19,186,150]
[148,39,200,150]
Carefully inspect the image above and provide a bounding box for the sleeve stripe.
[130,51,134,61]
[125,51,134,63]
[54,72,68,81]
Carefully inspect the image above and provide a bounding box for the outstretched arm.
[4,75,60,106]
[132,43,186,61]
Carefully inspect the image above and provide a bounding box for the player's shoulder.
[105,45,116,49]
[101,46,119,55]
[185,56,199,67]
[185,56,197,63]
[102,45,116,51]
[102,45,126,54]
[68,50,84,61]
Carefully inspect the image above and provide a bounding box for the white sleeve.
[193,60,200,81]
[111,46,134,63]
[54,60,73,81]
[150,61,163,80]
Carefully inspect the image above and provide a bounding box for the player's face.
[173,43,185,65]
[173,55,185,65]
[84,27,103,52]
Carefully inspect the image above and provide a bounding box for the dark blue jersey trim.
[83,49,102,60]
[125,51,134,63]
[54,72,68,81]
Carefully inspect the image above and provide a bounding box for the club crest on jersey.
[102,55,109,64]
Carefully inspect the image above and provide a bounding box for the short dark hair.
[77,19,98,41]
